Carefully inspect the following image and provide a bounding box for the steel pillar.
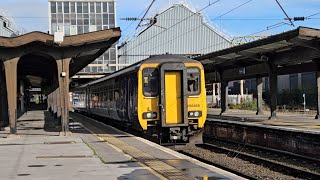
[256,77,264,115]
[220,81,228,115]
[269,65,278,120]
[316,71,320,119]
[0,62,8,127]
[3,58,19,134]
[57,58,71,135]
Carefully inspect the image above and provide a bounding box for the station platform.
[208,108,320,132]
[206,108,320,159]
[0,111,242,180]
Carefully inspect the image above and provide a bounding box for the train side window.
[187,68,200,95]
[142,68,159,97]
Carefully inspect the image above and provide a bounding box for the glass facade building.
[48,0,118,74]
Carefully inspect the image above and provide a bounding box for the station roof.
[0,28,121,77]
[194,26,320,78]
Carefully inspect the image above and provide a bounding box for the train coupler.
[169,127,188,142]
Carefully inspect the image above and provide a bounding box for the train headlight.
[143,112,157,119]
[188,111,202,117]
[146,113,152,118]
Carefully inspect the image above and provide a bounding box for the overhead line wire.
[213,0,253,20]
[306,12,320,18]
[139,0,255,55]
[122,0,152,33]
[124,0,222,54]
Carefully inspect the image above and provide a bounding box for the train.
[72,55,207,144]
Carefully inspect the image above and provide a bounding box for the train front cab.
[138,60,207,144]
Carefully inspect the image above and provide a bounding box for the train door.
[160,63,188,127]
[164,71,182,123]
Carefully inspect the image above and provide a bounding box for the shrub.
[229,98,257,111]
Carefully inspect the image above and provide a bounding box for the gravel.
[183,145,304,180]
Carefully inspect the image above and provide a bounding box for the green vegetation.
[277,89,316,107]
[229,98,257,111]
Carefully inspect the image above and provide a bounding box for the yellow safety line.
[71,113,194,180]
[71,114,166,179]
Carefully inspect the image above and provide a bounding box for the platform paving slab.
[0,111,160,180]
[70,112,244,180]
[208,108,320,132]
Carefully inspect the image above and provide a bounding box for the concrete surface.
[0,111,159,180]
[208,108,320,131]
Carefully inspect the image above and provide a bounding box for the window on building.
[58,14,63,23]
[77,14,83,25]
[110,66,116,72]
[187,68,200,95]
[143,68,159,97]
[51,14,57,24]
[104,51,110,61]
[57,2,63,13]
[77,26,83,34]
[92,66,97,73]
[84,14,89,25]
[83,2,89,13]
[96,14,102,25]
[103,14,108,25]
[64,14,70,24]
[77,2,82,13]
[110,48,116,60]
[64,25,70,36]
[90,2,95,13]
[51,25,57,33]
[108,2,114,13]
[84,26,89,33]
[71,2,76,13]
[71,14,76,25]
[109,14,115,27]
[90,14,95,25]
[64,2,69,13]
[96,2,101,13]
[103,2,108,13]
[51,2,56,13]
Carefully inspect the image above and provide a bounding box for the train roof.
[77,55,200,88]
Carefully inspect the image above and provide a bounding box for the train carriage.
[73,55,207,144]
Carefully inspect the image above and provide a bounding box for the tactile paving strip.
[71,113,194,180]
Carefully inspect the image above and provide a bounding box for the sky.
[0,0,319,42]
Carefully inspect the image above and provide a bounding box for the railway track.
[180,139,320,180]
[74,112,320,179]
[179,149,258,180]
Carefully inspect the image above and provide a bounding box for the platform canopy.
[0,28,121,135]
[0,27,121,78]
[195,26,320,81]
